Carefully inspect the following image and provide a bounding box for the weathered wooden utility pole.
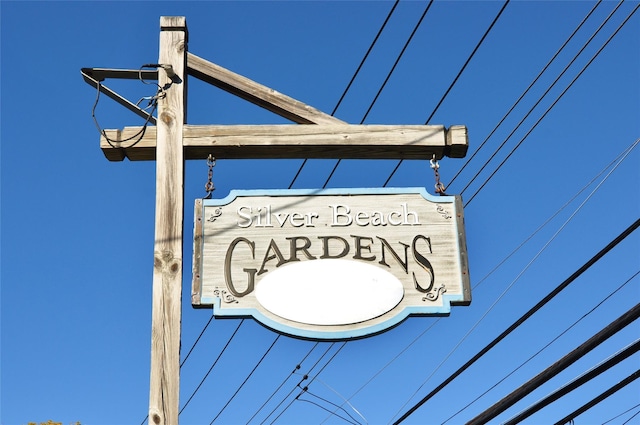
[83,15,468,425]
[148,16,186,425]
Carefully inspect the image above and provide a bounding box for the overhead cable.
[553,372,640,425]
[288,0,400,189]
[504,338,640,425]
[466,303,640,425]
[247,342,320,423]
[209,335,281,424]
[602,402,640,424]
[383,0,510,187]
[324,1,434,188]
[448,0,602,188]
[270,343,347,424]
[179,320,245,415]
[391,218,640,424]
[445,270,639,424]
[461,0,623,197]
[464,2,639,206]
[259,343,337,425]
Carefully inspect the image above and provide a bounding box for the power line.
[299,388,365,425]
[443,271,640,424]
[180,315,214,368]
[209,335,281,424]
[553,370,640,425]
[296,396,361,425]
[466,303,640,425]
[259,343,336,425]
[556,371,640,425]
[603,402,640,424]
[461,0,623,197]
[504,338,640,425]
[247,342,320,424]
[464,2,639,206]
[448,0,603,188]
[288,0,400,189]
[446,270,639,424]
[383,0,510,187]
[179,320,245,415]
[323,0,435,188]
[391,218,640,424]
[270,343,347,424]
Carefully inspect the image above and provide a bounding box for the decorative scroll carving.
[423,284,446,302]
[207,208,223,222]
[436,205,451,219]
[213,287,238,304]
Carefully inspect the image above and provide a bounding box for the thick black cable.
[323,1,434,188]
[382,0,509,187]
[443,270,640,424]
[391,218,640,424]
[209,335,281,424]
[505,338,640,425]
[467,304,640,425]
[553,369,640,425]
[448,0,602,188]
[288,0,399,189]
[464,2,638,206]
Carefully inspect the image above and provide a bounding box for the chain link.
[204,154,216,198]
[430,155,446,195]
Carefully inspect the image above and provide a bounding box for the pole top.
[160,16,187,33]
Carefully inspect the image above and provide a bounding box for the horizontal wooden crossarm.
[100,124,467,161]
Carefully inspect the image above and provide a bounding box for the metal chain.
[430,155,446,195]
[204,154,216,198]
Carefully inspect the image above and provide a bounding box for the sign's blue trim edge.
[202,187,455,207]
[202,292,464,340]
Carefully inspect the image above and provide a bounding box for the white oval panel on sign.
[255,259,404,326]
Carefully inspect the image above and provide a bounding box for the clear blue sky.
[2,1,639,424]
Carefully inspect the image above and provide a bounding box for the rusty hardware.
[204,154,216,198]
[430,155,446,195]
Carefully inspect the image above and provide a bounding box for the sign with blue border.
[192,188,470,340]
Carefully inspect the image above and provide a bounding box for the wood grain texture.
[149,16,186,425]
[100,124,468,161]
[192,189,472,339]
[187,53,345,125]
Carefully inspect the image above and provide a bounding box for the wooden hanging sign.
[192,187,471,340]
